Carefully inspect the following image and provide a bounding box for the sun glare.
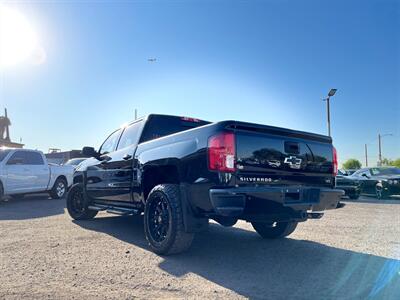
[0,5,40,67]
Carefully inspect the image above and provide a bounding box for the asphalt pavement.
[0,194,399,299]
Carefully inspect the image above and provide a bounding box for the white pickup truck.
[0,148,74,200]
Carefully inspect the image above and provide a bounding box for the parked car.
[63,157,87,168]
[350,167,400,199]
[340,169,357,176]
[0,148,74,200]
[346,169,357,176]
[67,114,344,255]
[335,170,360,199]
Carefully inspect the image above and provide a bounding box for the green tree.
[390,158,400,168]
[342,159,362,170]
[381,158,393,166]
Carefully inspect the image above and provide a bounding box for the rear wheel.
[50,177,68,199]
[144,184,194,255]
[252,221,298,239]
[349,193,360,200]
[10,194,25,200]
[66,183,97,220]
[214,216,238,227]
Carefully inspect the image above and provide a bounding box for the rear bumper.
[209,186,344,217]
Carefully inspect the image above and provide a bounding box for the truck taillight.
[208,132,236,172]
[333,146,338,176]
[181,116,201,122]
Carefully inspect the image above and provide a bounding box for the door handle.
[123,154,132,160]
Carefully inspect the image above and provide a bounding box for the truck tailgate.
[229,122,335,187]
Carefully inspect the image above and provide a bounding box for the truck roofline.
[118,114,331,144]
[0,148,44,153]
[146,115,330,142]
[134,115,331,144]
[125,113,211,128]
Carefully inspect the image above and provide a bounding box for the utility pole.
[364,143,368,167]
[378,133,382,166]
[134,109,138,120]
[322,89,337,137]
[377,133,393,166]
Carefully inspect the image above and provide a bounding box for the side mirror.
[81,147,99,159]
[362,173,369,178]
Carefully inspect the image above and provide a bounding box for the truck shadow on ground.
[75,215,400,299]
[0,194,65,220]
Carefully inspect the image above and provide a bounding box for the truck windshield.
[140,115,210,143]
[0,149,11,162]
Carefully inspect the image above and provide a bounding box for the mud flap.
[179,184,209,233]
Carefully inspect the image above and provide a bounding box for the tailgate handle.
[285,141,300,154]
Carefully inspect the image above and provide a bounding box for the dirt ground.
[1,195,399,299]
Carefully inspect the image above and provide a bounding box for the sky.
[0,0,399,167]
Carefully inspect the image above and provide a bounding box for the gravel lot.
[1,195,399,299]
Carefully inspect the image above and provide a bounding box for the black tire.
[252,221,298,239]
[214,216,238,227]
[50,177,68,199]
[144,184,194,255]
[376,186,389,200]
[10,194,25,200]
[349,193,360,200]
[66,183,98,220]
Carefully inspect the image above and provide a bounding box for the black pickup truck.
[67,114,344,254]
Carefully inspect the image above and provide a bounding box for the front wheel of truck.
[66,183,98,220]
[252,221,298,239]
[144,184,194,255]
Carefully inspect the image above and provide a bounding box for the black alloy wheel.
[66,183,97,220]
[144,184,194,255]
[148,193,170,243]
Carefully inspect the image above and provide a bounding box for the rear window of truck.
[140,115,210,143]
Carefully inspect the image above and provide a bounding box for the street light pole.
[365,143,368,167]
[323,89,337,137]
[326,97,331,137]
